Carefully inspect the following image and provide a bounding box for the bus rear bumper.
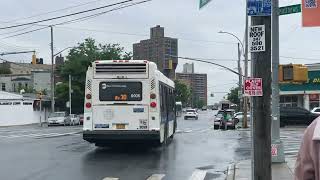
[83,130,160,144]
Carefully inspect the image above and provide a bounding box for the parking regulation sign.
[244,78,263,97]
[247,0,272,16]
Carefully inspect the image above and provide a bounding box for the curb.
[225,164,236,180]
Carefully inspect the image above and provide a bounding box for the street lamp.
[218,31,248,128]
[218,31,244,54]
[53,46,74,57]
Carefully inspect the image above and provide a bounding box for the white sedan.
[311,107,320,115]
[184,109,199,120]
[69,114,80,126]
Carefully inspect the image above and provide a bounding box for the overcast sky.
[0,0,319,104]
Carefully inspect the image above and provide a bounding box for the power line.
[280,55,320,61]
[55,26,235,45]
[1,0,152,39]
[2,26,49,39]
[0,0,133,30]
[1,0,111,24]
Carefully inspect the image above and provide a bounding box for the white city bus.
[83,60,176,146]
[175,102,182,117]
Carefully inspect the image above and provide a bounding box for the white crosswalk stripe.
[281,127,305,158]
[101,171,210,180]
[0,131,81,139]
[188,170,207,180]
[146,174,165,180]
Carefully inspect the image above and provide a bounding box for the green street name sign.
[279,4,301,16]
[199,0,212,9]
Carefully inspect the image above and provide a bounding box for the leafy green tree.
[0,63,11,74]
[174,80,192,107]
[56,38,132,113]
[227,87,240,106]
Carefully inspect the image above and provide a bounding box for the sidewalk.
[226,157,296,180]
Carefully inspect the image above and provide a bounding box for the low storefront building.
[280,63,320,110]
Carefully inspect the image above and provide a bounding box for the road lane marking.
[188,169,207,180]
[0,131,81,139]
[102,177,119,180]
[146,174,165,180]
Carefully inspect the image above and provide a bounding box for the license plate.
[116,124,125,129]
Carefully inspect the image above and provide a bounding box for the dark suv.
[280,107,319,127]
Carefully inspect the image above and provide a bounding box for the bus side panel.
[167,88,176,137]
[159,82,176,142]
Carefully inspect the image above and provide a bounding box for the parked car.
[79,114,84,125]
[214,109,235,129]
[201,106,207,111]
[184,109,199,120]
[225,118,240,130]
[233,112,251,126]
[69,114,80,126]
[280,107,319,127]
[311,107,320,115]
[48,112,71,126]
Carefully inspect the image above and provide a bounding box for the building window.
[1,83,5,91]
[280,95,298,107]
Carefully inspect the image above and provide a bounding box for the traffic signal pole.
[271,0,285,163]
[50,26,55,113]
[251,17,272,180]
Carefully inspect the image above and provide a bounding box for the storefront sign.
[309,94,319,101]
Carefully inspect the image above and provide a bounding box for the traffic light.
[32,54,36,64]
[168,59,173,70]
[279,64,308,83]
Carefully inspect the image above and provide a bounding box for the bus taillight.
[150,102,157,108]
[86,94,92,99]
[150,93,156,99]
[85,102,92,109]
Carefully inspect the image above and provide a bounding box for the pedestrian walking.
[222,110,228,130]
[295,117,320,180]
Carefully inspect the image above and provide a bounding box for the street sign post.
[249,25,266,52]
[247,0,272,16]
[199,0,212,9]
[244,78,263,96]
[279,4,301,16]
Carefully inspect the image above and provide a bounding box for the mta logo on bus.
[247,0,271,16]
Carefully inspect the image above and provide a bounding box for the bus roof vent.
[151,79,155,90]
[95,63,147,74]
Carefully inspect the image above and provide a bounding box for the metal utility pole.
[50,26,55,113]
[69,74,72,115]
[271,0,285,163]
[237,43,243,112]
[251,17,272,180]
[243,6,249,129]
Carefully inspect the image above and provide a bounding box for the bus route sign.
[244,78,263,97]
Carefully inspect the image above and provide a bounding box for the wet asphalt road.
[0,110,304,180]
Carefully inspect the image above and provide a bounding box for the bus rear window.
[99,82,142,101]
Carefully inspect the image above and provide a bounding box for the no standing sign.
[244,78,263,97]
